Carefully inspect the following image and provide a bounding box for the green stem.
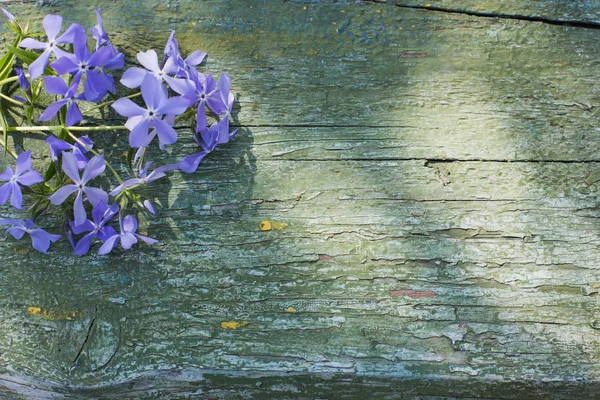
[6,125,128,132]
[0,134,17,158]
[0,92,24,106]
[83,92,141,115]
[64,129,123,184]
[0,75,20,86]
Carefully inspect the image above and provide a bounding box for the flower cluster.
[0,9,237,254]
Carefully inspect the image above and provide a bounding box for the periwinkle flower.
[1,8,15,22]
[163,30,206,77]
[50,33,115,102]
[179,117,237,174]
[19,14,84,79]
[0,150,43,209]
[71,201,118,255]
[109,161,177,196]
[14,68,29,91]
[98,214,157,255]
[45,135,93,169]
[120,49,178,89]
[0,218,61,253]
[48,153,108,226]
[39,75,84,126]
[111,75,189,148]
[90,8,124,70]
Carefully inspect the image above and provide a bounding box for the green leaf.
[127,147,136,169]
[44,161,57,183]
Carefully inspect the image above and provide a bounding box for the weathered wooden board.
[0,0,599,398]
[380,0,600,24]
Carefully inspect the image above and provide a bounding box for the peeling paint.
[221,321,249,330]
[27,307,79,321]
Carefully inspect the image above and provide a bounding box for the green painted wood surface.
[0,1,600,398]
[382,0,600,24]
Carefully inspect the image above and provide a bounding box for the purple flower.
[112,75,189,148]
[179,117,237,173]
[2,8,15,22]
[109,161,176,196]
[71,201,119,255]
[98,214,157,255]
[19,14,83,79]
[163,31,206,76]
[121,49,179,89]
[45,135,93,169]
[0,150,43,209]
[209,72,235,117]
[48,153,108,226]
[168,69,218,134]
[50,32,115,102]
[39,75,84,126]
[14,68,29,91]
[90,8,124,70]
[0,218,61,253]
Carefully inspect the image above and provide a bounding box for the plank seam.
[364,0,600,30]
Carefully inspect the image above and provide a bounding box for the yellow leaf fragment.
[285,307,296,313]
[259,221,288,231]
[259,220,272,231]
[221,321,249,330]
[27,306,79,321]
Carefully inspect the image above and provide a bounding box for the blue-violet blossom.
[0,150,43,209]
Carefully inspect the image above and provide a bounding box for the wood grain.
[0,1,599,398]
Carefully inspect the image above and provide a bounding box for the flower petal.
[44,76,68,95]
[10,183,22,209]
[179,151,207,174]
[98,234,119,255]
[65,102,83,127]
[109,178,142,196]
[19,38,47,50]
[128,118,151,148]
[7,226,26,240]
[48,184,78,205]
[83,186,108,206]
[136,49,159,73]
[18,170,43,186]
[81,155,106,183]
[0,182,11,204]
[120,67,148,89]
[30,228,61,253]
[154,117,178,146]
[27,49,51,80]
[72,219,94,235]
[61,152,82,183]
[0,166,12,181]
[50,56,77,76]
[74,233,94,255]
[43,14,63,40]
[122,215,138,234]
[156,96,189,116]
[39,99,69,122]
[56,23,85,44]
[143,200,156,214]
[185,50,207,67]
[136,234,158,245]
[73,190,87,227]
[120,233,138,249]
[15,150,33,175]
[141,74,160,110]
[111,97,145,117]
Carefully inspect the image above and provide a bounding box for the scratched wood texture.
[1,0,600,399]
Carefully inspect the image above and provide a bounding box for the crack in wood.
[363,0,600,29]
[71,306,97,368]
